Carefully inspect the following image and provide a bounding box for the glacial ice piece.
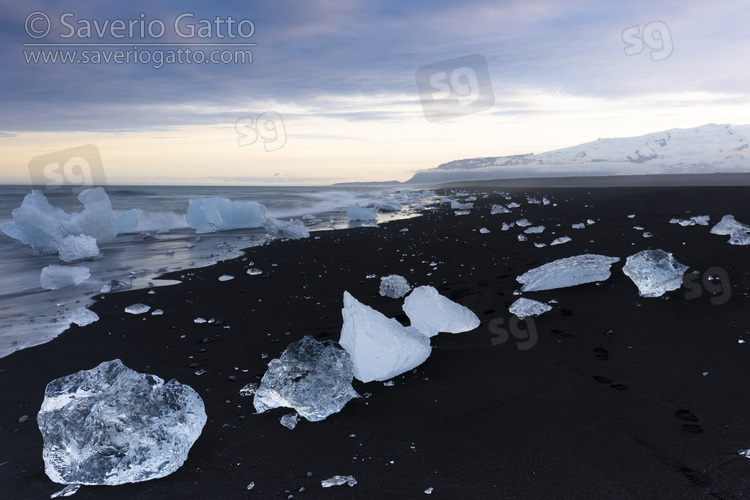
[517,254,620,292]
[280,412,299,430]
[321,475,357,488]
[379,274,411,299]
[253,335,359,421]
[124,303,151,314]
[185,197,266,231]
[375,200,402,213]
[263,218,310,239]
[524,226,545,234]
[517,234,527,241]
[691,215,710,226]
[3,188,117,255]
[729,226,750,245]
[507,202,520,208]
[346,204,377,221]
[450,200,473,210]
[621,249,688,297]
[509,298,552,319]
[37,359,206,486]
[339,292,431,383]
[115,208,143,234]
[551,236,571,246]
[40,265,90,290]
[490,204,510,214]
[58,235,100,262]
[69,307,99,327]
[572,223,586,229]
[402,285,480,338]
[710,215,750,235]
[515,219,531,227]
[479,227,490,234]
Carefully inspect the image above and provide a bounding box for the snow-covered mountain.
[406,124,750,184]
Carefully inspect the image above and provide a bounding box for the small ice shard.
[515,219,531,227]
[509,298,552,319]
[479,227,490,234]
[490,204,510,214]
[240,382,258,397]
[517,254,620,292]
[339,292,431,383]
[524,226,545,234]
[571,223,586,229]
[263,218,310,239]
[739,449,750,458]
[422,189,436,197]
[253,336,359,421]
[453,210,470,216]
[527,197,540,204]
[69,307,99,327]
[670,218,695,227]
[450,200,473,210]
[194,317,207,323]
[58,235,100,262]
[403,285,480,338]
[247,268,262,276]
[542,197,550,205]
[280,412,299,430]
[507,202,520,208]
[151,309,164,316]
[643,232,653,238]
[710,215,750,235]
[185,197,266,231]
[534,242,547,248]
[101,279,131,293]
[37,359,206,486]
[691,215,710,226]
[517,234,528,241]
[51,484,81,498]
[379,274,411,299]
[551,236,571,246]
[346,204,377,221]
[218,274,234,281]
[501,223,511,231]
[40,265,90,290]
[729,226,750,245]
[115,208,143,234]
[621,249,688,298]
[586,219,595,225]
[321,475,357,488]
[125,303,150,315]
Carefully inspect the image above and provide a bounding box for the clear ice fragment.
[185,197,266,231]
[124,303,150,315]
[379,275,411,299]
[622,249,688,297]
[69,307,99,327]
[490,204,510,214]
[263,218,309,239]
[58,235,100,263]
[517,254,620,292]
[346,205,377,221]
[509,298,552,319]
[40,265,90,290]
[321,475,357,488]
[280,412,299,430]
[402,286,480,338]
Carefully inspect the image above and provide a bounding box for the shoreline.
[2,185,750,498]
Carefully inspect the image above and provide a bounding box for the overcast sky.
[1,0,749,184]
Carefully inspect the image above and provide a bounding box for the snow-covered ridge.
[407,124,750,184]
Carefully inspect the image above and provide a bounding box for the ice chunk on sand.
[115,208,143,234]
[339,292,431,383]
[509,298,552,319]
[69,307,99,327]
[515,219,531,227]
[479,227,490,234]
[124,303,151,315]
[403,286,480,338]
[622,249,688,298]
[3,188,117,255]
[253,336,358,421]
[507,202,520,208]
[379,274,411,299]
[375,200,402,213]
[40,265,90,290]
[490,204,510,214]
[551,236,571,246]
[218,274,234,281]
[58,235,100,262]
[185,197,266,231]
[321,475,357,488]
[37,359,206,486]
[517,254,620,292]
[451,200,473,210]
[710,215,750,235]
[280,412,299,430]
[263,218,310,239]
[691,215,710,226]
[572,223,586,229]
[729,226,750,245]
[524,226,545,234]
[346,204,377,221]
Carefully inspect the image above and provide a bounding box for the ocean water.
[0,185,433,358]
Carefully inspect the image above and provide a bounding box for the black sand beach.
[2,185,750,499]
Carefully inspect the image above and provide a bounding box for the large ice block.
[402,286,480,338]
[40,265,90,290]
[516,254,620,292]
[346,204,377,221]
[622,249,688,297]
[185,197,266,231]
[263,217,310,239]
[339,292,431,383]
[58,235,100,262]
[37,359,206,486]
[710,215,750,236]
[253,335,359,421]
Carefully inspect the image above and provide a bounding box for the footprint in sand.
[592,375,630,391]
[675,409,703,434]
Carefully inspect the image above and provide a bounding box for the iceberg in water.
[37,359,206,486]
[622,249,688,297]
[58,235,100,262]
[509,298,552,319]
[517,254,620,292]
[379,274,411,299]
[40,265,90,290]
[339,292,431,383]
[402,285,480,338]
[346,204,377,221]
[2,188,117,255]
[263,217,310,239]
[185,197,266,231]
[253,336,359,421]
